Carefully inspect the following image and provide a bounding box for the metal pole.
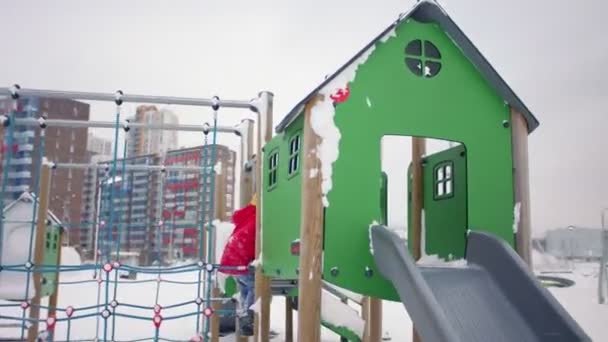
[0,86,256,109]
[7,118,240,133]
[92,178,104,279]
[237,119,255,207]
[50,162,212,172]
[567,225,575,271]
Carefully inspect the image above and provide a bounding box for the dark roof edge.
[276,0,539,134]
[415,2,539,132]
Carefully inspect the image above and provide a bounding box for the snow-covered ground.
[0,247,606,341]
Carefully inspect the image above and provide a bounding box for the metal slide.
[370,225,591,342]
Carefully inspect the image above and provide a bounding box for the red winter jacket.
[219,204,256,275]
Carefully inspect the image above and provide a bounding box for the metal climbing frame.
[0,85,272,342]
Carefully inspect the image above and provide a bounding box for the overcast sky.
[1,0,606,237]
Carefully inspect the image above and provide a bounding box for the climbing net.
[0,86,258,341]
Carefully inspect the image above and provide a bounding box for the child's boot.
[239,310,254,336]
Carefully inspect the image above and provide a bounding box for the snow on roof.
[276,0,539,134]
[2,192,63,228]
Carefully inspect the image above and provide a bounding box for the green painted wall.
[407,145,468,259]
[261,18,516,300]
[261,115,304,279]
[321,18,514,300]
[41,226,61,296]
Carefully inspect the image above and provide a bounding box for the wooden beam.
[369,298,382,342]
[340,296,349,342]
[27,164,52,342]
[254,91,274,342]
[362,297,370,342]
[211,169,227,342]
[411,137,426,260]
[297,95,324,342]
[285,297,294,342]
[511,109,532,267]
[411,137,425,342]
[47,228,64,342]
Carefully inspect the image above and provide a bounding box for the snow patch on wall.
[310,99,341,208]
[513,202,521,233]
[311,39,388,207]
[379,26,397,43]
[309,168,319,178]
[321,289,365,338]
[42,156,54,167]
[213,220,235,293]
[213,162,222,175]
[368,221,379,255]
[249,297,261,312]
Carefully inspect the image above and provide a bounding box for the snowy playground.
[1,0,608,341]
[1,247,607,341]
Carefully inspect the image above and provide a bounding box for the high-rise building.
[88,144,236,265]
[0,97,90,247]
[79,133,113,257]
[162,145,236,260]
[127,105,178,158]
[79,153,111,258]
[94,154,161,264]
[87,132,113,156]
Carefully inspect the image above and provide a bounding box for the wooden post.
[340,296,349,342]
[47,228,64,342]
[27,164,52,342]
[236,121,254,342]
[254,91,273,342]
[511,109,532,267]
[211,168,227,342]
[362,297,370,342]
[411,137,425,342]
[285,297,294,342]
[369,298,382,342]
[297,95,324,342]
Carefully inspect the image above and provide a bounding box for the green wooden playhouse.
[0,192,63,299]
[260,0,538,301]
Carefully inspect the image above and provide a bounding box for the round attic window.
[404,40,442,78]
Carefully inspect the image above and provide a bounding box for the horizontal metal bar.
[0,86,255,109]
[10,118,239,133]
[51,162,211,172]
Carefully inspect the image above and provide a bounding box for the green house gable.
[263,0,539,300]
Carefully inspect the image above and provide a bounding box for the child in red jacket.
[219,195,257,336]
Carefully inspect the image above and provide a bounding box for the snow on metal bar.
[9,118,239,133]
[0,87,254,109]
[50,162,212,172]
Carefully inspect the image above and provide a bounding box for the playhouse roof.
[276,0,539,134]
[2,192,63,229]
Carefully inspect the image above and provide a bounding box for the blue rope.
[0,96,238,342]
